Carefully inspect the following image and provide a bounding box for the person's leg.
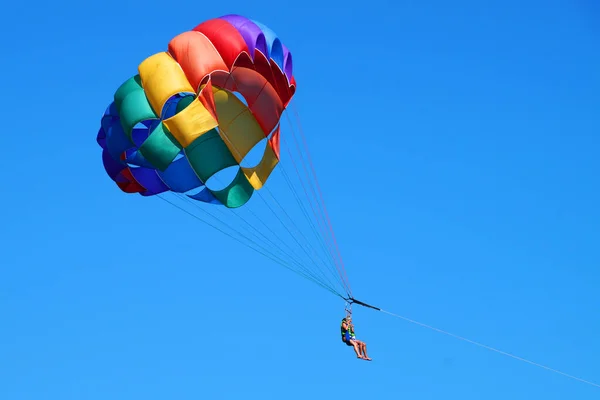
[350,340,363,358]
[353,339,365,356]
[360,341,371,360]
[344,337,361,357]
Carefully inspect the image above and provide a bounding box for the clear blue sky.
[2,0,599,399]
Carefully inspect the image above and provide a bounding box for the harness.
[340,318,348,341]
[339,297,379,343]
[340,318,356,341]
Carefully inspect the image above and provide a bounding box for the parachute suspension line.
[348,299,600,389]
[281,114,343,278]
[173,192,335,292]
[176,190,302,270]
[289,102,353,296]
[234,63,348,296]
[344,299,353,319]
[156,193,344,298]
[212,126,345,294]
[231,201,336,288]
[173,192,328,288]
[240,183,329,277]
[281,119,349,284]
[278,132,349,296]
[229,205,327,285]
[172,194,325,289]
[213,135,337,288]
[275,165,348,293]
[284,107,353,297]
[256,187,342,292]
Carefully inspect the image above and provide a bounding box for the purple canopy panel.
[219,14,267,59]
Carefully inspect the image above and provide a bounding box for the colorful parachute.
[97,15,352,301]
[97,14,296,208]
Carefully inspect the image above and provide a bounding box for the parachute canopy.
[97,14,297,208]
[96,14,353,301]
